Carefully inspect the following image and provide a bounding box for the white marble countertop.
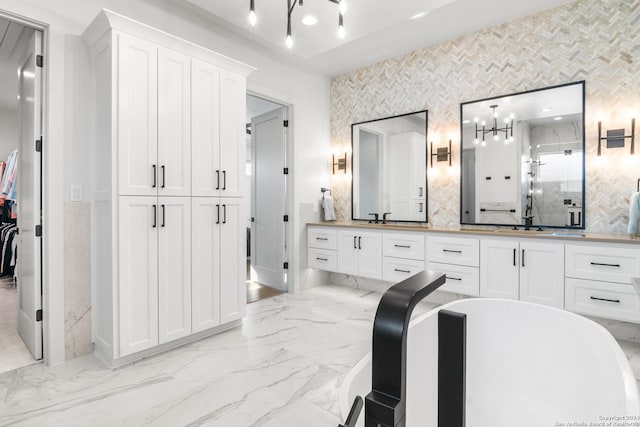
[307,221,640,245]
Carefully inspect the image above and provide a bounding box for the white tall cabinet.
[84,11,254,366]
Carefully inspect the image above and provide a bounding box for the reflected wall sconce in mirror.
[597,118,635,155]
[430,140,452,167]
[333,152,347,174]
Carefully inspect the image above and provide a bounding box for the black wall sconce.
[597,118,635,156]
[430,140,452,167]
[333,152,347,174]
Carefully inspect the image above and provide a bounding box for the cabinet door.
[480,239,519,300]
[118,196,158,356]
[219,70,246,198]
[117,34,158,196]
[337,230,359,276]
[519,241,564,308]
[358,232,383,279]
[219,198,247,323]
[158,197,192,344]
[191,59,220,197]
[158,48,191,196]
[191,198,221,332]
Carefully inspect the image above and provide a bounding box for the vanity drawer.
[308,227,337,250]
[308,248,337,272]
[382,257,425,282]
[427,262,480,297]
[383,233,425,261]
[565,278,640,323]
[565,244,640,284]
[427,236,479,267]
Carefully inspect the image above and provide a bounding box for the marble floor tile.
[0,284,638,426]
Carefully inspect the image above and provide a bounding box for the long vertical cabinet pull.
[152,204,157,228]
[161,166,166,188]
[222,204,227,224]
[521,249,525,267]
[216,204,220,224]
[216,170,220,190]
[358,236,362,250]
[161,205,165,227]
[513,248,516,266]
[222,170,227,190]
[353,236,357,249]
[152,165,157,188]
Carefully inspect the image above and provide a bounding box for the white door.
[118,196,159,356]
[519,241,564,308]
[219,198,246,323]
[191,198,221,332]
[158,48,190,197]
[251,107,286,290]
[480,239,519,299]
[17,30,43,360]
[158,197,191,344]
[191,59,220,197]
[358,232,383,279]
[117,34,158,196]
[337,230,359,276]
[219,70,246,197]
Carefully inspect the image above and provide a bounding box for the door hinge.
[283,120,289,127]
[36,309,43,322]
[283,215,289,222]
[283,262,289,269]
[36,55,43,68]
[283,167,289,175]
[35,138,42,152]
[35,225,42,237]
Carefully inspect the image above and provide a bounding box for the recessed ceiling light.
[410,11,429,20]
[542,108,552,112]
[302,15,318,26]
[554,116,563,121]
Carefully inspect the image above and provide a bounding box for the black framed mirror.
[351,111,428,223]
[460,81,586,229]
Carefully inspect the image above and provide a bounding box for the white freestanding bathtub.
[340,299,640,427]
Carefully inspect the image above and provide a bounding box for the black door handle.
[216,204,220,224]
[152,204,157,228]
[358,236,362,250]
[522,249,525,267]
[161,165,166,188]
[316,257,328,261]
[353,236,357,249]
[216,170,220,190]
[446,276,462,281]
[394,244,411,248]
[152,165,157,188]
[316,237,329,241]
[161,205,165,227]
[223,204,227,224]
[222,170,227,190]
[419,202,423,213]
[513,248,516,266]
[419,187,423,197]
[590,262,621,268]
[443,249,462,254]
[590,296,621,304]
[394,268,411,273]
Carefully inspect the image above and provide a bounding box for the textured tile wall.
[330,0,640,233]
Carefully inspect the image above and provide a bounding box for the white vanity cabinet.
[480,238,564,307]
[337,230,382,279]
[85,11,253,366]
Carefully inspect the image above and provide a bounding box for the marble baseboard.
[63,202,93,361]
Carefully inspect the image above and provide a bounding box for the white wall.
[0,108,18,161]
[0,0,331,365]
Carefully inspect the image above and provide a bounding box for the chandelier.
[249,0,347,48]
[474,104,514,146]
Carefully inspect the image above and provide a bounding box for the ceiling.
[180,0,576,76]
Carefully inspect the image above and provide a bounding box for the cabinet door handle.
[590,296,621,304]
[161,165,166,188]
[419,202,424,213]
[513,248,516,266]
[394,244,411,248]
[316,257,328,261]
[152,204,157,228]
[161,204,165,227]
[443,249,462,254]
[216,204,220,224]
[446,276,462,281]
[590,262,621,268]
[216,170,220,190]
[522,249,525,267]
[152,165,157,188]
[353,236,357,249]
[419,187,423,197]
[316,237,329,241]
[222,170,227,190]
[358,236,362,250]
[394,268,411,273]
[223,204,227,224]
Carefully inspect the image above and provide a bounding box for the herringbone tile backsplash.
[330,0,640,233]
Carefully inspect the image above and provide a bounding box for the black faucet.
[522,215,534,230]
[369,213,379,224]
[382,212,392,224]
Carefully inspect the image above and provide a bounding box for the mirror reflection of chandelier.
[474,104,514,146]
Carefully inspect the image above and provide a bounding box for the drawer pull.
[394,244,411,248]
[590,262,621,268]
[315,257,329,261]
[394,268,411,273]
[443,249,462,254]
[315,237,329,241]
[590,296,621,304]
[446,276,462,281]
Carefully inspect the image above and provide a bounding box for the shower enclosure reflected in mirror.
[460,81,585,229]
[352,111,428,222]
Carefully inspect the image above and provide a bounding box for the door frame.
[0,8,63,366]
[247,85,293,292]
